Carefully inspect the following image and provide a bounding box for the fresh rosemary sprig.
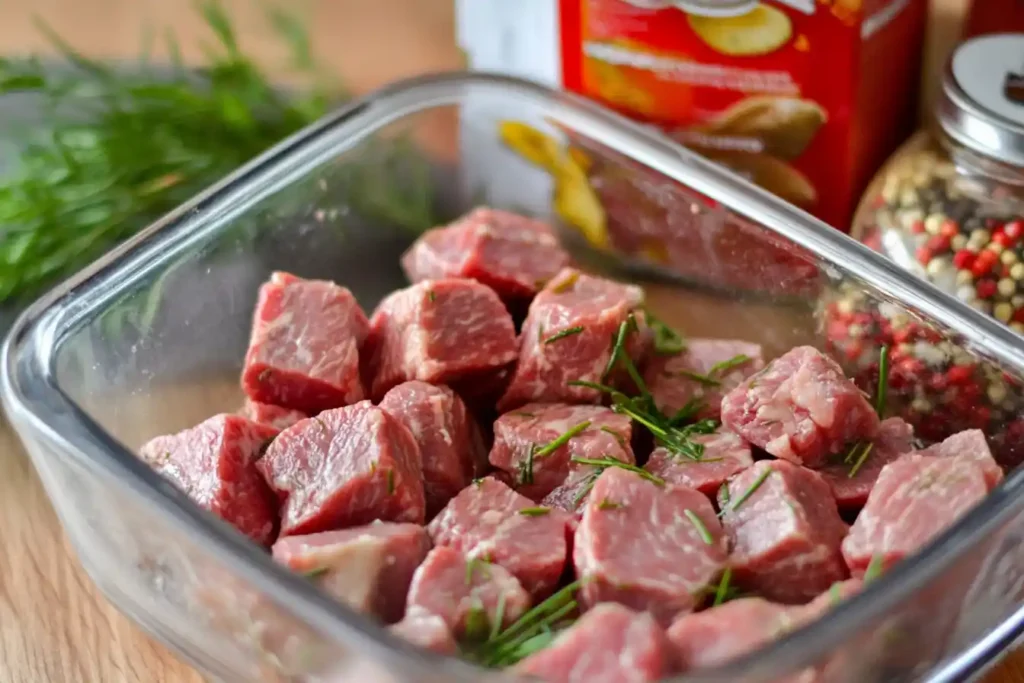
[845,345,892,478]
[684,509,714,545]
[645,308,686,355]
[543,325,584,344]
[721,467,773,515]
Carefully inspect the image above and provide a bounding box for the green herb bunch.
[0,1,335,305]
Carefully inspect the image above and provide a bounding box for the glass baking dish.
[3,72,1024,683]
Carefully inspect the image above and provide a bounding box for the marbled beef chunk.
[721,346,880,467]
[242,272,370,414]
[643,338,764,420]
[719,460,848,603]
[140,414,278,546]
[644,430,753,497]
[489,403,634,503]
[667,598,804,671]
[574,468,728,624]
[427,477,574,597]
[380,381,487,517]
[816,417,915,509]
[405,546,530,639]
[918,429,1004,490]
[841,452,993,576]
[257,401,425,536]
[514,603,670,683]
[497,268,649,411]
[365,278,518,401]
[389,610,458,655]
[271,522,430,623]
[400,207,571,303]
[241,398,307,432]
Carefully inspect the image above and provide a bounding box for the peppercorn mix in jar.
[836,33,1024,469]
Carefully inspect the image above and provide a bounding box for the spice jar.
[828,33,1024,465]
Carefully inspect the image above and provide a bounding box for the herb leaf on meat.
[303,566,329,579]
[645,309,686,355]
[846,442,875,478]
[465,557,491,586]
[722,468,773,515]
[534,420,592,460]
[874,344,890,417]
[570,456,664,486]
[519,506,551,517]
[712,566,733,607]
[863,554,885,583]
[543,326,585,345]
[684,509,714,545]
[517,444,537,486]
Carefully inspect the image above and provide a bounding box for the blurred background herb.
[0,0,434,308]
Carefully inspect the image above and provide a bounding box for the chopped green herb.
[386,469,395,495]
[518,444,537,486]
[677,369,722,387]
[602,317,634,380]
[465,556,491,586]
[725,467,773,514]
[369,460,378,474]
[646,309,687,355]
[570,456,665,486]
[684,509,714,545]
[490,593,507,641]
[712,567,733,607]
[303,567,329,580]
[543,326,585,345]
[828,582,842,607]
[718,481,731,509]
[472,478,485,487]
[863,554,885,583]
[573,472,601,506]
[551,271,579,293]
[600,426,628,449]
[464,601,491,641]
[708,354,753,377]
[847,442,875,478]
[534,421,592,460]
[519,507,551,517]
[538,325,546,342]
[427,290,436,302]
[668,399,706,426]
[597,498,622,510]
[875,345,890,417]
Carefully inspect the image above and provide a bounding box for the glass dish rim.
[3,71,1024,682]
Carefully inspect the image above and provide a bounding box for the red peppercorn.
[1013,307,1024,324]
[939,220,960,238]
[976,279,998,299]
[953,249,976,270]
[971,250,999,277]
[909,219,926,234]
[927,235,951,253]
[1004,219,1024,241]
[929,374,949,391]
[916,247,932,266]
[973,405,992,428]
[946,364,975,384]
[993,231,1015,248]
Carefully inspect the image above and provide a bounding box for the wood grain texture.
[0,0,1021,681]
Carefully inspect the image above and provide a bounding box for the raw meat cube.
[271,522,430,623]
[841,453,991,576]
[400,207,571,302]
[140,414,278,545]
[489,403,634,502]
[242,272,370,414]
[389,610,458,655]
[497,268,648,411]
[918,429,1003,490]
[721,346,881,466]
[574,468,728,624]
[257,401,425,536]
[801,578,864,623]
[241,398,307,432]
[365,278,518,400]
[719,460,849,603]
[380,381,487,517]
[643,339,764,420]
[406,546,530,639]
[427,477,574,597]
[816,417,915,508]
[514,603,669,683]
[644,430,753,497]
[667,598,803,670]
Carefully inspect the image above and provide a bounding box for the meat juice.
[456,0,929,231]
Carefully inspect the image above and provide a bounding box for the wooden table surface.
[0,0,1021,682]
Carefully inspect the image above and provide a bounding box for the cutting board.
[0,0,1021,682]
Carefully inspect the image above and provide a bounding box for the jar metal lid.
[938,33,1024,168]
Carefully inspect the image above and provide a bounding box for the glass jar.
[832,33,1024,462]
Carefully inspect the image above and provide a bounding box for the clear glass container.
[3,72,1024,683]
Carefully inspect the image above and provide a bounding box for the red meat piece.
[257,401,425,535]
[574,468,728,624]
[667,598,804,670]
[427,477,574,597]
[918,429,1003,490]
[497,268,648,411]
[389,610,458,655]
[406,546,530,639]
[271,522,430,623]
[800,578,864,623]
[721,346,880,466]
[643,339,764,420]
[489,403,634,502]
[380,381,487,517]
[514,603,670,683]
[816,417,915,508]
[400,207,571,302]
[242,272,370,414]
[719,460,849,603]
[140,414,278,545]
[240,398,307,432]
[841,453,991,577]
[365,278,518,401]
[644,430,753,497]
